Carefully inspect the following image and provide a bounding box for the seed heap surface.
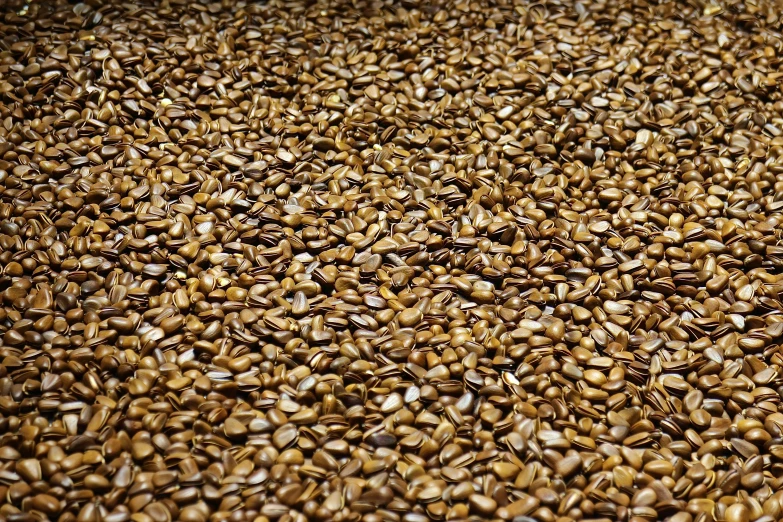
[2,0,783,521]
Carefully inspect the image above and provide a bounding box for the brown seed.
[725,503,750,522]
[555,455,582,478]
[469,494,498,516]
[398,308,423,327]
[31,494,60,515]
[16,459,42,482]
[225,418,248,439]
[292,291,309,316]
[132,443,155,461]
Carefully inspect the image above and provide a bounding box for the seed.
[555,455,582,478]
[31,494,60,516]
[726,503,750,522]
[380,393,403,414]
[399,308,423,327]
[16,459,42,482]
[469,494,498,516]
[292,291,309,316]
[132,443,155,461]
[224,418,248,439]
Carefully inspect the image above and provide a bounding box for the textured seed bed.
[1,0,783,522]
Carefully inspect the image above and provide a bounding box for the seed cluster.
[2,0,783,521]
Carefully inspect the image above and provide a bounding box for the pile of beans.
[2,0,783,521]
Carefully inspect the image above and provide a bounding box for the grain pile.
[1,0,783,522]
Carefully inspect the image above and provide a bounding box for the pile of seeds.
[2,0,783,521]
